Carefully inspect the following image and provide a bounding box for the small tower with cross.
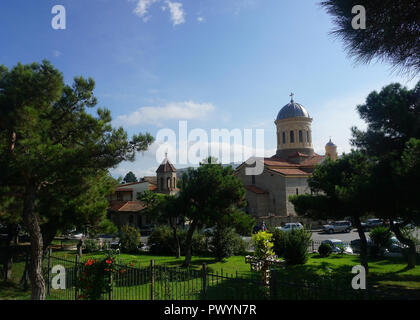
[156,153,178,194]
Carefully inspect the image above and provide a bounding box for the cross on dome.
[289,92,294,102]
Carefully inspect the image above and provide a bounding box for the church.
[108,154,178,229]
[234,94,338,227]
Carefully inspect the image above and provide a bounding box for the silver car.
[322,239,353,254]
[323,221,352,234]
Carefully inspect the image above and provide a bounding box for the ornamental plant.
[77,255,119,300]
[252,231,275,260]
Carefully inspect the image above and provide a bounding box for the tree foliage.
[351,81,420,268]
[177,162,248,266]
[290,152,373,272]
[0,61,154,299]
[123,171,138,184]
[321,0,420,75]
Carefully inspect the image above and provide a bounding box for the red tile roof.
[115,188,133,192]
[156,158,177,173]
[244,185,268,194]
[236,153,325,176]
[269,168,311,176]
[109,201,147,212]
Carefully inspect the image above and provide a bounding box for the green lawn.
[2,250,420,300]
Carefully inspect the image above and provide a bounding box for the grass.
[2,250,420,300]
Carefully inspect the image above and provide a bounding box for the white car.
[276,223,303,232]
[322,239,353,254]
[69,232,84,239]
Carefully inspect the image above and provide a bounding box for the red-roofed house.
[108,155,179,229]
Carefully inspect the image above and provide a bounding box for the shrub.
[119,225,141,253]
[190,231,207,255]
[77,256,115,300]
[318,242,333,257]
[148,225,174,254]
[283,229,311,265]
[148,225,210,256]
[83,239,100,253]
[209,226,248,261]
[271,229,288,257]
[252,231,274,260]
[369,226,392,256]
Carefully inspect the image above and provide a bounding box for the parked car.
[68,231,84,239]
[362,219,384,231]
[389,236,409,252]
[322,239,353,254]
[277,223,303,232]
[322,221,352,234]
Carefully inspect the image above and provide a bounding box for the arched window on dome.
[306,131,309,143]
[282,132,286,144]
[299,130,303,143]
[290,131,294,143]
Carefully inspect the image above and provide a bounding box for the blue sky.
[1,0,418,178]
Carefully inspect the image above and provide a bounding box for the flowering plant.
[77,255,117,300]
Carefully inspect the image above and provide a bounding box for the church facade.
[235,95,337,227]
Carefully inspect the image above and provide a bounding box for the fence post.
[75,254,80,300]
[201,263,207,300]
[150,260,155,300]
[109,272,113,300]
[47,248,52,295]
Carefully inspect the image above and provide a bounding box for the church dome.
[276,99,310,120]
[326,139,336,147]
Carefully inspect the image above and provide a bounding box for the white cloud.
[197,16,205,23]
[165,1,186,26]
[114,101,215,126]
[129,0,185,25]
[129,0,159,22]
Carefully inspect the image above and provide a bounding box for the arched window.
[290,131,294,143]
[306,131,309,143]
[160,177,164,190]
[282,132,286,144]
[173,177,176,188]
[299,130,303,143]
[167,177,171,189]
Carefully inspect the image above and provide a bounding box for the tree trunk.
[169,218,181,258]
[23,185,46,300]
[391,221,416,269]
[182,220,198,267]
[354,217,369,275]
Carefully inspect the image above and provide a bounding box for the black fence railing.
[43,253,380,301]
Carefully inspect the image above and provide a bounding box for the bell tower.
[156,153,177,195]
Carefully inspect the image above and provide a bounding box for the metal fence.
[43,253,381,301]
[43,254,268,301]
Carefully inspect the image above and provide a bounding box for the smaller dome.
[276,101,310,120]
[326,139,336,147]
